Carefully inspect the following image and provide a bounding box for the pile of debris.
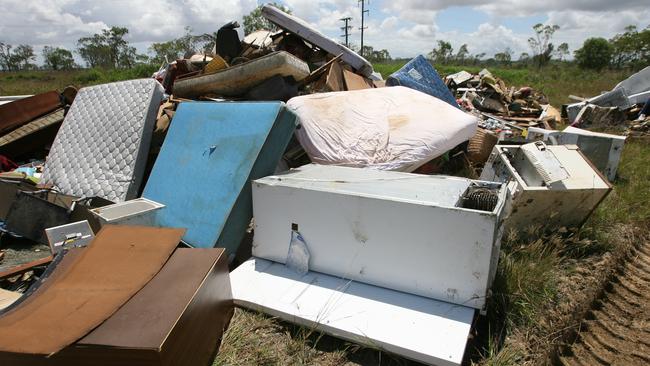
[565,66,650,137]
[0,5,636,366]
[445,69,560,141]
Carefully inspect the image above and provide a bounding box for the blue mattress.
[386,55,459,109]
[143,102,297,252]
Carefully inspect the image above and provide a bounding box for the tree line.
[0,17,647,72]
[428,23,649,71]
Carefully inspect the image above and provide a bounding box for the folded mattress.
[288,86,477,172]
[387,55,460,109]
[173,51,309,98]
[41,79,163,202]
[262,5,374,77]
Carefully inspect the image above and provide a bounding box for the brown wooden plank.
[343,69,374,90]
[0,92,61,135]
[0,256,53,280]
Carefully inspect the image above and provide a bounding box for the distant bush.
[575,38,612,70]
[74,68,104,83]
[72,64,158,85]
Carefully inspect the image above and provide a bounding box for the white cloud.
[0,0,648,64]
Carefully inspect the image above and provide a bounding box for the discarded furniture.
[41,79,163,202]
[261,4,374,77]
[0,226,183,357]
[387,55,460,108]
[288,86,477,172]
[232,164,509,365]
[143,101,297,252]
[527,126,626,181]
[480,142,612,232]
[90,198,164,228]
[0,231,233,366]
[173,51,309,98]
[45,220,94,254]
[2,189,110,244]
[0,95,31,106]
[4,190,72,243]
[49,248,231,366]
[0,178,36,220]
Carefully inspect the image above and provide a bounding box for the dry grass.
[214,309,420,366]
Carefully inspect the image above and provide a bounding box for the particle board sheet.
[41,79,163,202]
[143,102,297,252]
[0,225,183,356]
[232,258,475,366]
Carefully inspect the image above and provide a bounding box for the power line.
[358,0,369,56]
[340,17,352,47]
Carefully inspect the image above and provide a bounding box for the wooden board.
[0,289,21,311]
[0,226,183,355]
[343,69,374,90]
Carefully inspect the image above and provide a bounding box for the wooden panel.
[343,69,374,90]
[0,226,183,355]
[0,91,61,135]
[1,248,232,366]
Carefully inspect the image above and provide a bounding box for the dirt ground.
[485,224,648,366]
[558,233,650,365]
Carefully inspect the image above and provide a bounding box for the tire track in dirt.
[559,242,650,366]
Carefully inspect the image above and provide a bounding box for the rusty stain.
[388,115,409,131]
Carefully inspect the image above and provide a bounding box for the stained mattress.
[288,86,477,172]
[41,79,163,202]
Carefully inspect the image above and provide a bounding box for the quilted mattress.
[42,79,163,202]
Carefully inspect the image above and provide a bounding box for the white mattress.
[42,79,163,202]
[288,86,477,172]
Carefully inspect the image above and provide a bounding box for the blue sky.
[1,0,648,64]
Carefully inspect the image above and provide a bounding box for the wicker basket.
[467,128,498,164]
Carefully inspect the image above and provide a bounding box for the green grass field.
[0,65,158,96]
[1,63,647,365]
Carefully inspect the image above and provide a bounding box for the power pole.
[358,0,369,56]
[340,17,352,47]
